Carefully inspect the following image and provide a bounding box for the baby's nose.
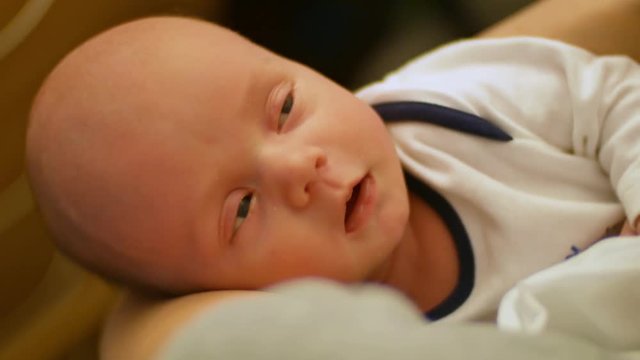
[261,144,328,208]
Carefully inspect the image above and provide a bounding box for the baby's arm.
[483,1,640,233]
[517,46,640,229]
[582,54,640,232]
[515,44,640,228]
[363,37,640,232]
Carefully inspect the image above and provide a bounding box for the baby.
[26,16,640,321]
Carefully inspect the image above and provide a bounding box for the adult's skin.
[101,1,640,359]
[480,0,640,62]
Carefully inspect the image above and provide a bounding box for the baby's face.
[32,18,409,292]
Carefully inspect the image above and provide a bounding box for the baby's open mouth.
[343,173,375,233]
[344,179,363,227]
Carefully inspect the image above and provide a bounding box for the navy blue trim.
[369,100,485,320]
[403,171,475,321]
[372,101,512,142]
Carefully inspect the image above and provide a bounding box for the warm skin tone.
[27,17,458,312]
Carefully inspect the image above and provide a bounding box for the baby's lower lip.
[345,174,376,234]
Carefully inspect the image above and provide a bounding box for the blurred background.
[0,0,532,359]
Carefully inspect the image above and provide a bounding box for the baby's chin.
[363,205,411,280]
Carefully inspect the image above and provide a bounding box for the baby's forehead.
[45,19,264,110]
[52,17,261,84]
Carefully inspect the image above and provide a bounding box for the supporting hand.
[619,217,640,236]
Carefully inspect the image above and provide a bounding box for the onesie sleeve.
[357,37,640,224]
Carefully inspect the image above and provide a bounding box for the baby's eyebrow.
[236,71,268,118]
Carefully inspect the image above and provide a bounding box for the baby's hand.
[619,219,639,236]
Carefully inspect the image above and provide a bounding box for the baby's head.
[26,16,409,295]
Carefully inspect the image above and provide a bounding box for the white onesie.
[357,37,640,321]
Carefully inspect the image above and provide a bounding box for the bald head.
[26,16,270,293]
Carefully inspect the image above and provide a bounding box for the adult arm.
[479,0,640,62]
[100,290,259,360]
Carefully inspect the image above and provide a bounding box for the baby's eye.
[277,93,294,132]
[233,193,254,234]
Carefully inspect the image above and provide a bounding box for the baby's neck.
[368,192,459,313]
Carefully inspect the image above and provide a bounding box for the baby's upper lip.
[342,175,364,204]
[315,171,365,230]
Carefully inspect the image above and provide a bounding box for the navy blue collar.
[372,101,510,320]
[403,171,474,321]
[372,101,512,142]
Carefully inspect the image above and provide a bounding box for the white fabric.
[160,279,637,360]
[356,37,640,321]
[498,235,640,351]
